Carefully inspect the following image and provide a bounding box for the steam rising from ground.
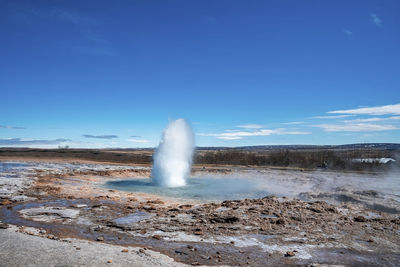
[151,119,194,187]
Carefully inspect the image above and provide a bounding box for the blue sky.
[1,0,399,148]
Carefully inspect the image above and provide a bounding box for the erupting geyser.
[151,119,195,187]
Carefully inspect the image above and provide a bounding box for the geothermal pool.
[105,176,269,201]
[103,169,400,213]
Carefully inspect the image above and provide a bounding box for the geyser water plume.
[151,119,194,187]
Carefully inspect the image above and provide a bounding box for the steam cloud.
[151,119,194,187]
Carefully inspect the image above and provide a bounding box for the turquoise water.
[105,177,269,201]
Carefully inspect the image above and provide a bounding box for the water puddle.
[113,211,154,225]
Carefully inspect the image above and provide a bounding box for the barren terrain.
[1,158,400,266]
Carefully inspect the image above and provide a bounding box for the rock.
[121,249,129,252]
[142,205,156,211]
[71,204,87,208]
[147,199,164,205]
[0,223,9,229]
[284,251,295,257]
[93,225,103,231]
[11,195,36,202]
[179,204,192,209]
[210,215,239,224]
[191,262,200,266]
[309,207,322,213]
[354,216,367,222]
[39,229,46,234]
[194,231,203,235]
[138,248,145,253]
[97,236,104,241]
[168,208,180,212]
[107,260,112,263]
[1,199,12,206]
[19,206,79,219]
[152,235,161,240]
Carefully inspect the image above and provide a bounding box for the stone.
[210,215,239,224]
[71,204,87,208]
[168,208,180,212]
[142,205,156,211]
[97,236,104,241]
[19,206,79,219]
[152,235,161,240]
[354,216,367,222]
[10,195,32,202]
[121,249,129,252]
[285,251,295,257]
[1,199,12,206]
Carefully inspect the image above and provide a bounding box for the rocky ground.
[0,224,185,267]
[1,160,400,266]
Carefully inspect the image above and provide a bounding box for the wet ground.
[1,161,400,266]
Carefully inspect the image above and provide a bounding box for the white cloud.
[127,138,150,143]
[370,13,382,27]
[199,128,310,140]
[313,115,354,119]
[315,123,398,132]
[0,138,71,146]
[344,116,400,123]
[0,125,25,129]
[83,134,118,139]
[237,124,264,129]
[328,104,400,116]
[343,29,353,36]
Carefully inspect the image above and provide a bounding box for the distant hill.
[196,143,400,151]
